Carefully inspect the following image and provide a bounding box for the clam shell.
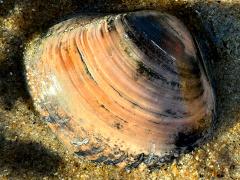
[24,11,215,166]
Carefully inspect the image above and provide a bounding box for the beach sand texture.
[0,0,239,179]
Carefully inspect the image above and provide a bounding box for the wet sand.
[0,0,239,179]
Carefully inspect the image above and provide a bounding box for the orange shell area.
[24,11,215,164]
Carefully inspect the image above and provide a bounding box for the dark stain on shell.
[175,131,203,149]
[136,61,161,80]
[75,147,103,157]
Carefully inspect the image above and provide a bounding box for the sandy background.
[0,0,239,179]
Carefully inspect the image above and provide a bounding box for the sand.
[0,0,239,179]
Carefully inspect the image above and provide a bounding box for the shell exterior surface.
[24,11,215,166]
